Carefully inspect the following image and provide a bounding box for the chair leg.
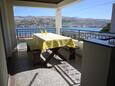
[27,44,31,52]
[69,48,75,60]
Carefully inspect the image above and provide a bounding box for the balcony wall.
[0,22,8,86]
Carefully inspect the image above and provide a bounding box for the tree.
[100,23,111,33]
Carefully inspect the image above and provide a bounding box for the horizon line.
[14,16,111,20]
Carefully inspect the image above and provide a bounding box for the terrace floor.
[8,42,81,86]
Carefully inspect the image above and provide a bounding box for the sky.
[13,0,115,19]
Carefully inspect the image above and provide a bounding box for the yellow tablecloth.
[28,33,76,52]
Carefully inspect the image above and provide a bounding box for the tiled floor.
[8,42,81,86]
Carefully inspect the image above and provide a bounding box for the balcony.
[10,27,115,86]
[1,0,115,86]
[8,41,81,86]
[16,28,115,56]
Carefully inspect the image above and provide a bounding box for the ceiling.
[18,0,64,4]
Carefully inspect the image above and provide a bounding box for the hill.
[14,16,110,28]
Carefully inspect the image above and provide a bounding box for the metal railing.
[16,28,56,39]
[16,28,38,39]
[16,28,115,41]
[62,30,115,40]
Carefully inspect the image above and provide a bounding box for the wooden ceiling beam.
[17,0,63,4]
[13,0,57,8]
[13,0,81,8]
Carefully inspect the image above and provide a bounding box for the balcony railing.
[62,30,115,40]
[16,28,38,39]
[16,28,115,41]
[16,28,56,39]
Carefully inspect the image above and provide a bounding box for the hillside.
[15,16,110,28]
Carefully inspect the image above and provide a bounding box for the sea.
[62,27,102,32]
[16,27,102,35]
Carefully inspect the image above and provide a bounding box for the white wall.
[110,3,115,33]
[81,42,111,86]
[0,0,17,57]
[0,20,8,86]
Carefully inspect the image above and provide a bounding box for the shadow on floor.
[7,42,81,86]
[7,51,81,86]
[7,50,43,75]
[7,50,65,75]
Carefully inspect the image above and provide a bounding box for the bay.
[62,27,102,32]
[16,27,102,32]
[16,27,102,36]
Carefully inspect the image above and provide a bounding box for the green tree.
[100,23,111,33]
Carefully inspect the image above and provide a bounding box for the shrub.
[100,23,111,33]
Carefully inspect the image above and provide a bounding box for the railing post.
[78,30,80,40]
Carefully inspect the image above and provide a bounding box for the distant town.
[15,16,110,29]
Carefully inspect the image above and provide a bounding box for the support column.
[110,3,115,33]
[55,8,62,34]
[0,0,17,57]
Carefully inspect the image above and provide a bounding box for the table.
[28,33,76,65]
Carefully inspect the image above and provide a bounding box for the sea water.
[16,27,102,36]
[62,27,102,32]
